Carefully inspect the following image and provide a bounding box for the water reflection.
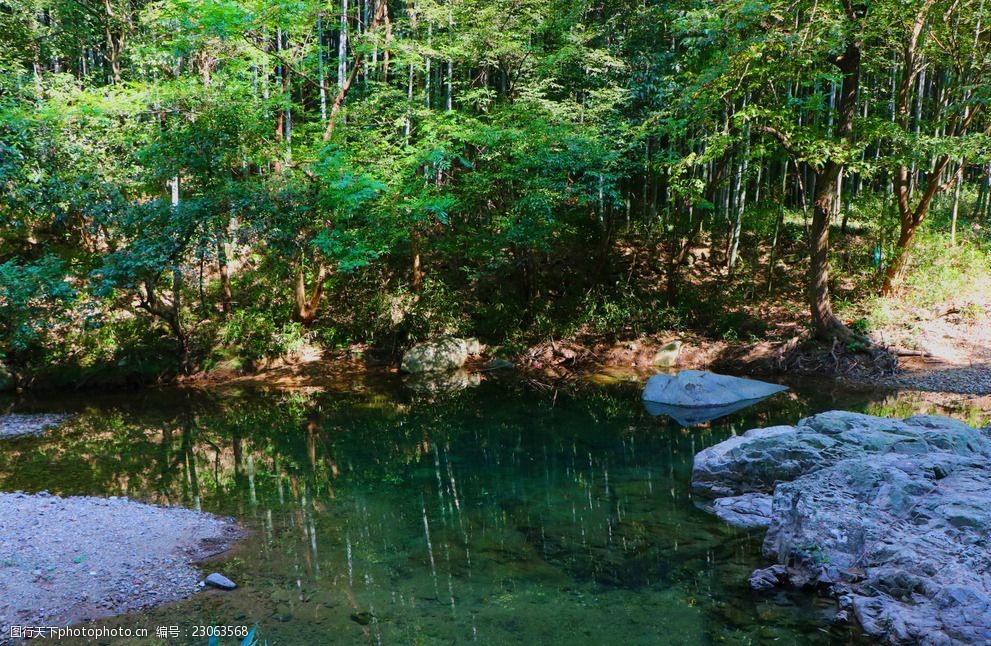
[0,380,972,644]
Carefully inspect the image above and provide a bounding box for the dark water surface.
[1,375,986,645]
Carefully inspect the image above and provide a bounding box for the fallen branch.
[888,348,932,358]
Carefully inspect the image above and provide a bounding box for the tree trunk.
[102,0,124,84]
[411,229,423,293]
[323,0,389,141]
[880,224,920,295]
[338,0,348,88]
[883,153,955,294]
[318,13,328,122]
[950,161,963,245]
[217,235,233,315]
[294,264,328,325]
[808,167,852,341]
[805,30,863,342]
[882,0,972,295]
[666,149,732,303]
[766,161,788,294]
[727,119,750,277]
[274,29,284,173]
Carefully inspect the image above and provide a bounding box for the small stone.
[204,573,236,590]
[350,611,373,626]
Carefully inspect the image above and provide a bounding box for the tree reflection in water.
[0,378,938,644]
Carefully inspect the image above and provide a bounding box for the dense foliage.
[1,0,990,384]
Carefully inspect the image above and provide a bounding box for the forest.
[2,0,990,387]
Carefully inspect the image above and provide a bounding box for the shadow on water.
[1,375,983,645]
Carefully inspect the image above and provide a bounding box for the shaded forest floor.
[188,217,991,396]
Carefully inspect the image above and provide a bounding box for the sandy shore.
[0,492,243,645]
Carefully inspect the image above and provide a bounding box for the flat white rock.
[642,370,788,408]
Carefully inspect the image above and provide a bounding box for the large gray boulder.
[642,370,787,425]
[693,411,985,496]
[693,411,991,644]
[401,338,477,373]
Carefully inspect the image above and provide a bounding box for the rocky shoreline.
[693,411,991,644]
[0,492,243,645]
[182,331,991,399]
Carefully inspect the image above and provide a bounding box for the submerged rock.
[401,338,472,373]
[644,399,776,426]
[484,358,515,371]
[642,370,787,426]
[350,611,374,626]
[711,493,773,528]
[402,369,481,393]
[693,410,991,644]
[204,573,237,590]
[748,564,789,592]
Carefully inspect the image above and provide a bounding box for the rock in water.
[403,369,481,393]
[400,338,470,373]
[204,573,237,590]
[651,340,682,368]
[484,358,515,371]
[641,370,787,425]
[712,493,773,528]
[350,611,374,625]
[644,399,775,426]
[748,565,788,592]
[643,370,788,407]
[693,410,991,644]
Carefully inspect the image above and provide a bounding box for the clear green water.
[1,376,986,645]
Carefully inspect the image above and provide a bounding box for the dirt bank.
[0,492,243,644]
[175,334,890,393]
[152,300,991,397]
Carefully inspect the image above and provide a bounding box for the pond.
[1,374,986,645]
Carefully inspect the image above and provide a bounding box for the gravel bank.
[0,492,243,644]
[889,364,991,395]
[875,303,991,395]
[0,414,74,441]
